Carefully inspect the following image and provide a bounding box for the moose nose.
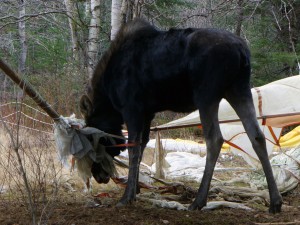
[101,176,110,184]
[93,174,110,184]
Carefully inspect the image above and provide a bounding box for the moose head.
[79,94,126,184]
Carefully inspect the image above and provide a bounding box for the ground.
[0,174,299,225]
[0,185,299,225]
[0,130,299,225]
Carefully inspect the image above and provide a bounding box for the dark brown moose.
[80,19,282,213]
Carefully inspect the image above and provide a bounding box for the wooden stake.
[155,131,165,179]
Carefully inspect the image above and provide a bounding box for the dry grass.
[0,125,135,223]
[0,125,299,225]
[0,125,88,223]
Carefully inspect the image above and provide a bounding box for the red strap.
[224,140,249,155]
[254,87,263,117]
[268,126,280,146]
[254,87,267,126]
[107,142,139,148]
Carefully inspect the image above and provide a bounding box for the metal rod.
[150,112,300,131]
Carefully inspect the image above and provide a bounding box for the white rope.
[1,111,52,126]
[1,112,17,119]
[1,120,53,135]
[0,101,54,134]
[18,111,52,126]
[0,101,49,116]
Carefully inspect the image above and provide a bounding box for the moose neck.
[88,88,123,136]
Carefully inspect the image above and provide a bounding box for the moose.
[80,19,282,213]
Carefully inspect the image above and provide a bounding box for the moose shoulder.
[80,19,282,213]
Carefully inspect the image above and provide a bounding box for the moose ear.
[80,95,93,117]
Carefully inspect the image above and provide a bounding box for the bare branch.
[0,10,67,30]
[175,13,208,28]
[271,6,282,31]
[281,0,300,73]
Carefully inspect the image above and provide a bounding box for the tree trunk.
[87,0,101,79]
[85,1,91,18]
[235,0,243,37]
[18,0,27,75]
[64,0,79,62]
[111,0,123,40]
[123,0,141,22]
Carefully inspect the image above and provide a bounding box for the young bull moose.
[80,19,282,213]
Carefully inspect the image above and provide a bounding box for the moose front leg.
[116,142,142,207]
[116,111,145,207]
[116,110,153,207]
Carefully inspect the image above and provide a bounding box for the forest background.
[0,2,300,224]
[0,0,300,122]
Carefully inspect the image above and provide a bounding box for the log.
[0,59,60,121]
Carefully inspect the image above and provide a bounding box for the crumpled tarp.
[54,115,116,181]
[140,197,252,211]
[251,147,300,193]
[147,141,299,193]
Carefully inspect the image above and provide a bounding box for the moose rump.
[80,19,282,213]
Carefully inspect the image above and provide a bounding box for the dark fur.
[80,19,282,213]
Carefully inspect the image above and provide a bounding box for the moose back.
[80,19,282,213]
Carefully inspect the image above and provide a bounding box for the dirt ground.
[0,180,299,225]
[0,128,299,225]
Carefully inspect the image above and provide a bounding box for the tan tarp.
[152,75,300,168]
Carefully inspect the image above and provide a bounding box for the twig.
[0,102,37,225]
[281,0,300,74]
[246,0,263,22]
[271,6,281,31]
[210,186,270,202]
[0,10,68,30]
[175,13,208,28]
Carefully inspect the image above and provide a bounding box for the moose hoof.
[116,197,135,208]
[269,201,282,214]
[188,197,207,211]
[116,201,127,208]
[188,202,204,211]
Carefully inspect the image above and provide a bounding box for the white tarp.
[146,140,300,190]
[146,139,207,154]
[152,75,300,168]
[151,151,207,182]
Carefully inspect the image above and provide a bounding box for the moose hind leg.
[226,93,282,213]
[189,102,223,210]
